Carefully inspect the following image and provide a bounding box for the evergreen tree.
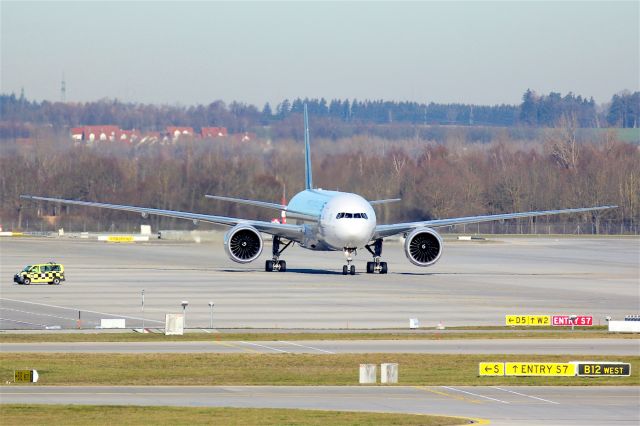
[261,102,273,125]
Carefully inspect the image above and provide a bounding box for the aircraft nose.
[338,220,370,246]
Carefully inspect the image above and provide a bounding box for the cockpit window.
[336,212,368,219]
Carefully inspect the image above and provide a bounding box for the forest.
[1,123,637,235]
[1,90,638,141]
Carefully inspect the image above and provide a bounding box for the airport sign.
[575,362,630,377]
[478,362,505,376]
[505,362,575,376]
[106,235,135,243]
[552,315,593,326]
[505,315,551,326]
[14,370,39,383]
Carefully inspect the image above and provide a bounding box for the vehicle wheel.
[278,260,287,272]
[350,265,356,275]
[380,262,388,274]
[53,278,61,285]
[23,278,31,285]
[265,260,274,272]
[342,265,348,275]
[366,262,374,273]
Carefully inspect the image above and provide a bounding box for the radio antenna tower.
[61,73,66,103]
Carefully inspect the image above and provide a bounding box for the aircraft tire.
[265,260,274,272]
[342,265,348,275]
[278,260,286,272]
[350,265,356,275]
[366,262,374,273]
[380,262,388,274]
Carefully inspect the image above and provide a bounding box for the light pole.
[181,301,189,329]
[208,301,214,329]
[569,314,577,331]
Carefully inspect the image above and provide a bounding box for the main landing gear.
[265,236,293,272]
[365,238,388,274]
[342,248,357,275]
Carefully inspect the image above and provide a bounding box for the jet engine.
[404,227,443,267]
[224,225,263,263]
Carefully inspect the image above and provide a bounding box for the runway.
[2,385,638,425]
[2,338,638,355]
[1,237,638,329]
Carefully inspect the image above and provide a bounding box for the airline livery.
[22,105,616,275]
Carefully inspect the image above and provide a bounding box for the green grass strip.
[2,353,637,386]
[1,328,634,343]
[0,404,465,426]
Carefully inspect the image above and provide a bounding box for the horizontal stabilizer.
[205,195,318,220]
[369,198,401,205]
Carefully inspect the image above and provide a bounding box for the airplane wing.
[20,195,304,241]
[373,205,617,239]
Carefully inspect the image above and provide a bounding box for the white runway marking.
[491,386,560,404]
[1,307,76,321]
[440,386,510,404]
[278,340,336,354]
[240,341,290,353]
[0,317,48,328]
[0,298,164,324]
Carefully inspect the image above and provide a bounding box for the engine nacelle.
[224,225,263,264]
[404,227,443,267]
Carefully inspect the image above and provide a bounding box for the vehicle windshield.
[22,265,32,272]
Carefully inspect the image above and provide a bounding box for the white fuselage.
[286,190,376,251]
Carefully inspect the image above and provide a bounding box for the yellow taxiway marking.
[414,386,482,404]
[212,340,260,353]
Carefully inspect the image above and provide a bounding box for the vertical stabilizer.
[304,104,313,190]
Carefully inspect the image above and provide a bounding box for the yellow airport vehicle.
[14,262,65,285]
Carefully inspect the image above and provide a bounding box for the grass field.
[2,328,634,343]
[2,353,637,386]
[0,405,465,426]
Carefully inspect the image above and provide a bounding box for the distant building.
[115,129,141,143]
[166,126,194,141]
[71,126,138,143]
[201,127,228,138]
[236,132,256,142]
[69,125,243,145]
[70,127,84,141]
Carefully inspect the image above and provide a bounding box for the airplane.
[22,105,616,276]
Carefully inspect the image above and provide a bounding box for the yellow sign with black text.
[505,362,575,376]
[107,235,134,243]
[479,362,505,376]
[505,315,551,326]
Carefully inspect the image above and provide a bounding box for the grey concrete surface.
[1,237,638,329]
[2,338,639,355]
[1,385,638,426]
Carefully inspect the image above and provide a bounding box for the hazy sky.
[2,1,638,106]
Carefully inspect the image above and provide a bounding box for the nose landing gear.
[342,248,357,275]
[365,238,388,274]
[265,236,292,272]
